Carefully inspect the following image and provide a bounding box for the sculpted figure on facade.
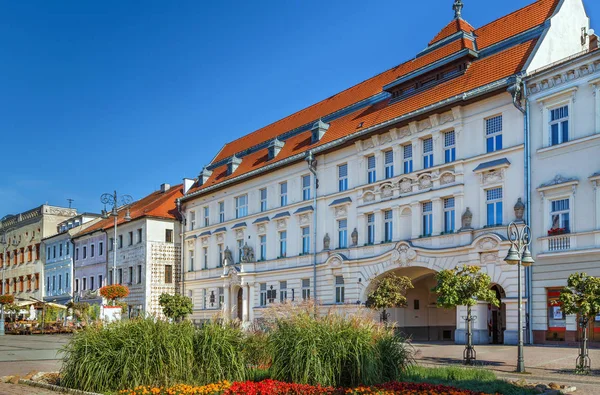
[460,207,473,231]
[351,228,358,246]
[223,247,234,266]
[241,243,255,263]
[514,198,525,223]
[323,233,330,250]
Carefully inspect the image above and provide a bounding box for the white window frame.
[235,194,248,219]
[422,201,433,237]
[549,104,570,146]
[335,276,345,304]
[423,137,433,169]
[383,210,393,242]
[190,211,196,230]
[444,130,456,163]
[301,226,310,254]
[279,281,287,302]
[486,187,503,227]
[260,283,267,306]
[189,249,195,272]
[218,201,225,223]
[279,231,287,258]
[338,219,348,249]
[367,155,376,183]
[280,182,288,206]
[302,278,310,300]
[302,175,311,201]
[403,144,414,174]
[260,188,267,212]
[550,198,570,233]
[203,206,210,227]
[485,115,503,153]
[443,197,455,233]
[203,247,208,269]
[384,150,394,179]
[338,163,348,192]
[367,213,375,245]
[259,234,267,261]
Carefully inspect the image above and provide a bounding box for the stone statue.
[514,198,525,223]
[323,233,330,250]
[241,242,255,263]
[351,228,358,246]
[460,207,473,231]
[223,246,233,266]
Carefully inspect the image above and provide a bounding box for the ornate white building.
[527,48,600,344]
[1,205,77,303]
[179,0,592,345]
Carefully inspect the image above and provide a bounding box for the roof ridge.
[475,0,556,34]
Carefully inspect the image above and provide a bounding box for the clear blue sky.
[1,0,598,216]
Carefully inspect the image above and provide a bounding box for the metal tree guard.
[463,308,477,365]
[504,221,535,373]
[100,191,133,286]
[577,316,591,374]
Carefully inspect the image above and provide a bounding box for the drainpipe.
[524,83,534,345]
[305,151,318,316]
[176,199,186,297]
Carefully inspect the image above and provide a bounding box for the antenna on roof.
[67,199,74,208]
[453,0,463,19]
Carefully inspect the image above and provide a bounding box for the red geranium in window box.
[99,285,129,305]
[548,227,567,236]
[0,295,14,305]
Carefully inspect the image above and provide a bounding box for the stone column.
[392,205,401,242]
[411,138,422,172]
[392,145,402,177]
[373,209,382,244]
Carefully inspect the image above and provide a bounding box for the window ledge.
[537,133,600,156]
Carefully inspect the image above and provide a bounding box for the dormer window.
[199,167,213,185]
[226,155,242,176]
[267,138,285,160]
[311,119,330,144]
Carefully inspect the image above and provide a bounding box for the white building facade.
[527,49,600,344]
[180,0,592,345]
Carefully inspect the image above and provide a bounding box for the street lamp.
[305,150,318,316]
[0,231,7,336]
[504,221,534,373]
[100,191,133,286]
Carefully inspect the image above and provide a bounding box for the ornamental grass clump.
[266,306,414,388]
[60,318,196,392]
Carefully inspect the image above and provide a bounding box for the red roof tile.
[75,185,183,236]
[429,18,475,46]
[188,0,560,196]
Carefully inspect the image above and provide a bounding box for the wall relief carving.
[391,244,417,266]
[477,237,499,250]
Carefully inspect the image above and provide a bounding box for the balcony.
[538,230,600,255]
[546,234,571,251]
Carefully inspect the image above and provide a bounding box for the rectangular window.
[422,202,433,237]
[384,210,393,242]
[423,138,433,169]
[551,199,570,232]
[136,265,141,284]
[99,242,104,255]
[99,274,103,287]
[53,246,56,259]
[260,283,267,306]
[279,281,287,302]
[338,219,348,248]
[137,228,142,244]
[109,238,114,251]
[219,201,225,223]
[237,239,244,263]
[444,197,455,233]
[118,235,123,248]
[108,270,113,285]
[65,273,69,290]
[75,278,79,292]
[59,244,63,257]
[403,145,413,174]
[335,276,345,304]
[218,244,224,267]
[280,182,288,206]
[301,226,310,254]
[302,175,311,201]
[259,235,267,261]
[486,115,503,153]
[203,206,210,227]
[128,231,133,246]
[82,277,87,291]
[118,268,123,285]
[338,164,348,191]
[165,229,173,243]
[279,231,287,258]
[367,155,376,183]
[219,287,224,308]
[444,130,456,163]
[190,211,196,230]
[235,195,248,218]
[59,274,62,291]
[128,266,133,284]
[164,265,173,284]
[52,275,56,291]
[47,277,50,292]
[83,246,87,259]
[66,242,70,255]
[384,150,394,179]
[202,247,208,269]
[367,213,375,245]
[550,105,569,146]
[91,244,95,257]
[75,248,79,261]
[189,249,195,271]
[302,278,311,300]
[48,247,51,259]
[486,187,503,227]
[260,188,267,212]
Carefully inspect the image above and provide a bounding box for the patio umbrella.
[15,300,36,307]
[45,302,68,309]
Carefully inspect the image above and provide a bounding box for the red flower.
[0,295,14,305]
[99,285,130,301]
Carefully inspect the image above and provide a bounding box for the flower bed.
[119,380,495,395]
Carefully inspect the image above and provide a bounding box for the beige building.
[0,205,77,302]
[527,49,600,344]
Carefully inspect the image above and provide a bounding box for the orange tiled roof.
[186,0,559,197]
[75,185,183,237]
[429,18,475,46]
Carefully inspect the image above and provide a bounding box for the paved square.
[0,335,69,376]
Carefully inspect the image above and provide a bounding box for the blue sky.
[1,0,598,216]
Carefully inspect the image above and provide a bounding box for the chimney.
[199,167,213,186]
[311,119,330,144]
[160,183,171,193]
[183,178,195,194]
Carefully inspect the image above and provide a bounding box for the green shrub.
[192,321,249,384]
[60,318,196,392]
[267,309,413,387]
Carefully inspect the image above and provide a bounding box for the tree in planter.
[559,272,600,374]
[366,274,413,322]
[158,293,193,321]
[66,302,91,322]
[432,265,498,365]
[99,284,130,306]
[0,295,15,330]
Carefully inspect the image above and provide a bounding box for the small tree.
[559,272,600,374]
[67,302,90,322]
[0,295,15,327]
[367,274,413,322]
[433,265,498,365]
[99,285,130,306]
[158,293,193,321]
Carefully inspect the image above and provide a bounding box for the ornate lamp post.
[100,191,133,286]
[305,150,318,316]
[503,222,535,373]
[0,231,7,336]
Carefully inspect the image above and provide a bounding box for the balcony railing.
[547,234,571,251]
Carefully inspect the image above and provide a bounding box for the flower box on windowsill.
[440,231,455,235]
[547,228,569,236]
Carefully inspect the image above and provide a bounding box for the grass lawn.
[401,365,535,395]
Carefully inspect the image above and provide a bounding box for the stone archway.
[365,266,456,342]
[489,284,507,344]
